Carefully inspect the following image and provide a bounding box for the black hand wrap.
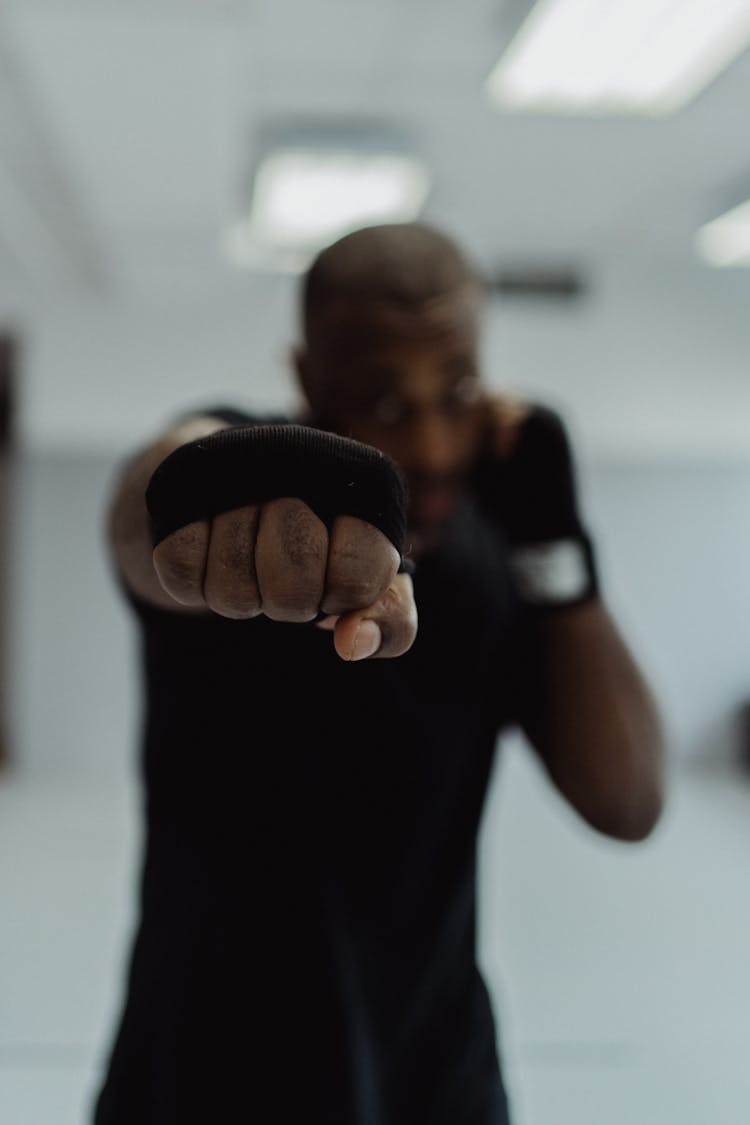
[146,423,413,571]
[474,404,599,609]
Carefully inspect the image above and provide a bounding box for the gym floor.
[1,731,748,1125]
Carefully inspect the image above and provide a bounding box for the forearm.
[520,598,667,841]
[107,415,227,610]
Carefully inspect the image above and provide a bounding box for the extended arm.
[107,415,228,611]
[106,414,418,660]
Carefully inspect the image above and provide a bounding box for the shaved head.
[292,223,490,553]
[301,221,484,349]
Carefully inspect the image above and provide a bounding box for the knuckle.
[204,582,261,619]
[153,534,205,596]
[275,499,328,567]
[202,510,260,617]
[210,535,249,575]
[255,501,326,619]
[378,582,418,657]
[262,591,319,623]
[209,506,258,569]
[155,552,196,590]
[333,573,384,609]
[325,537,398,614]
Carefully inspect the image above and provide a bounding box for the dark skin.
[108,292,665,839]
[296,310,489,556]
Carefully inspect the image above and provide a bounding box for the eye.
[443,376,481,412]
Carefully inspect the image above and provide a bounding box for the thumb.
[316,572,417,661]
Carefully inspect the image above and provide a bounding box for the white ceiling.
[1,0,749,460]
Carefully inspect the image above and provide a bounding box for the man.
[94,221,665,1124]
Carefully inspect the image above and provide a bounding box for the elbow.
[578,780,665,843]
[553,745,667,843]
[533,711,669,843]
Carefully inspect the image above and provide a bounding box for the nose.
[403,409,457,476]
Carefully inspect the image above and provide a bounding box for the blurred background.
[0,1,749,1122]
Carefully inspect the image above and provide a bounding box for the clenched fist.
[146,424,418,661]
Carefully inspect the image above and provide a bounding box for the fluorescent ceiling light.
[695,199,750,267]
[223,149,430,272]
[485,0,750,117]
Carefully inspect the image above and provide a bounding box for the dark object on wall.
[0,334,16,771]
[0,337,14,446]
[739,701,750,773]
[485,265,588,301]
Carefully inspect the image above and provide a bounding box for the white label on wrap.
[509,539,591,604]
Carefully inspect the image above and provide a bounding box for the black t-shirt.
[93,410,537,1125]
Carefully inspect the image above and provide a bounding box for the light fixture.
[485,0,750,117]
[695,198,750,267]
[223,122,431,272]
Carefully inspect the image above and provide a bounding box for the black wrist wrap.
[474,404,600,609]
[475,405,586,544]
[146,423,409,560]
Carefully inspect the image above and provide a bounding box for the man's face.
[300,294,489,554]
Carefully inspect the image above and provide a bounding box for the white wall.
[582,461,750,766]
